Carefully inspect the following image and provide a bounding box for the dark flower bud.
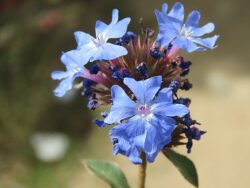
[93,118,107,128]
[115,31,136,45]
[87,95,98,110]
[180,61,192,77]
[83,79,95,88]
[181,80,193,90]
[150,47,165,59]
[170,80,180,91]
[186,138,193,153]
[89,64,100,74]
[136,62,148,77]
[174,98,191,107]
[82,88,92,97]
[112,138,119,145]
[112,68,131,81]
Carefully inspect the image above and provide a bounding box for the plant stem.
[138,152,147,188]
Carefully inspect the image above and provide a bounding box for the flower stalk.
[138,152,147,188]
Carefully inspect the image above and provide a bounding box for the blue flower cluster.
[51,2,218,164]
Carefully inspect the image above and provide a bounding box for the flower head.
[155,2,219,52]
[104,76,189,163]
[66,9,131,65]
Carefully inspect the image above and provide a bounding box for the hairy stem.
[138,152,147,188]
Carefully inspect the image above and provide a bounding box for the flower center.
[137,104,151,117]
[180,24,193,38]
[93,35,106,47]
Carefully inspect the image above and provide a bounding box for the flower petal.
[144,116,176,162]
[152,103,189,118]
[191,35,219,49]
[74,31,93,49]
[154,6,182,47]
[98,9,130,40]
[64,48,95,66]
[162,3,168,12]
[111,9,119,24]
[51,71,71,80]
[104,18,131,39]
[153,88,173,104]
[104,85,136,124]
[186,11,201,28]
[172,36,205,52]
[95,20,108,37]
[53,76,74,97]
[110,115,146,142]
[123,76,162,104]
[109,120,144,164]
[192,23,215,37]
[90,43,128,62]
[168,2,184,23]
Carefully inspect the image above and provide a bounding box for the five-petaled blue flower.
[104,76,189,164]
[65,9,130,65]
[51,53,85,97]
[155,2,219,52]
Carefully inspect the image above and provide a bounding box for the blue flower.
[103,76,189,163]
[51,53,85,97]
[155,2,219,52]
[66,9,130,65]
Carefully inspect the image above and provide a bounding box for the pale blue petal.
[153,88,173,104]
[104,85,136,124]
[144,117,176,162]
[191,35,219,49]
[133,134,146,149]
[172,36,204,52]
[111,9,119,24]
[154,8,181,47]
[90,43,128,62]
[144,125,160,155]
[162,3,168,13]
[192,23,215,37]
[64,49,94,66]
[112,137,131,156]
[152,103,189,118]
[123,76,162,104]
[53,76,74,97]
[51,71,70,80]
[128,148,142,164]
[110,115,146,141]
[95,20,108,37]
[74,31,93,49]
[60,52,77,68]
[186,11,201,28]
[124,115,147,138]
[103,18,131,39]
[109,120,143,164]
[168,2,184,23]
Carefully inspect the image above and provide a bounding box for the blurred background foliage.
[0,0,250,187]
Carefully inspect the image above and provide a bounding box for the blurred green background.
[0,0,250,187]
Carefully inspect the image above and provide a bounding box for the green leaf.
[162,149,199,187]
[84,160,130,188]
